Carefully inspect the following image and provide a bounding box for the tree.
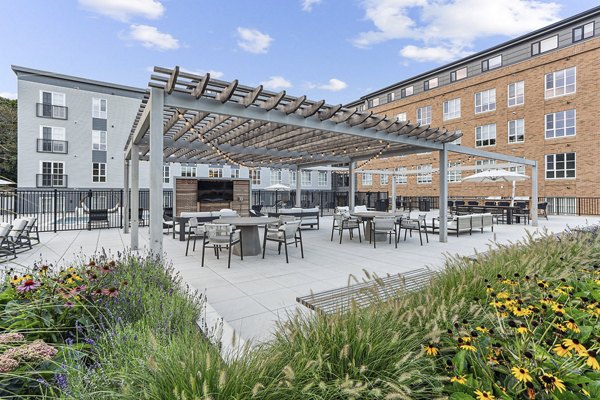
[0,96,17,183]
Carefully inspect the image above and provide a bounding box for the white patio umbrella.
[0,178,15,186]
[264,183,291,212]
[462,169,529,206]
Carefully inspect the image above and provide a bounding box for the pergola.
[124,66,538,254]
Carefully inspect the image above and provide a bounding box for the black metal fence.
[0,189,173,232]
[252,190,352,215]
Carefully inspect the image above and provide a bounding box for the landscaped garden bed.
[1,228,599,399]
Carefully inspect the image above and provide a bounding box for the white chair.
[0,223,16,261]
[8,219,31,252]
[370,216,397,248]
[353,205,368,212]
[185,217,206,256]
[263,220,303,263]
[399,215,428,245]
[22,217,40,244]
[219,209,239,217]
[201,223,242,268]
[331,213,362,244]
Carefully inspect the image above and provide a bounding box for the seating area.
[268,207,320,229]
[0,217,40,261]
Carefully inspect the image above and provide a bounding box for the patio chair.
[331,212,362,244]
[185,217,206,256]
[538,202,548,220]
[162,209,180,236]
[201,223,242,269]
[263,220,303,263]
[399,215,428,246]
[7,218,32,252]
[513,202,530,224]
[0,223,17,261]
[23,217,40,244]
[353,205,368,212]
[370,216,397,248]
[249,209,264,217]
[219,208,239,217]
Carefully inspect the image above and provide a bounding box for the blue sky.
[0,0,598,104]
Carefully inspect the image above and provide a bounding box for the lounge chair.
[7,218,31,252]
[0,223,17,261]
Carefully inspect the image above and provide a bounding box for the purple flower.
[84,338,95,345]
[54,373,69,392]
[64,301,74,308]
[65,338,74,345]
[16,279,41,293]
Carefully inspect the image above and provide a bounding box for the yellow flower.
[496,291,510,299]
[513,307,532,317]
[490,300,503,308]
[540,373,566,393]
[540,297,555,306]
[582,387,591,397]
[460,344,477,352]
[504,299,518,309]
[584,350,599,370]
[424,344,439,356]
[516,325,529,335]
[10,275,23,285]
[555,323,567,333]
[537,280,549,288]
[486,285,494,294]
[450,375,467,384]
[551,303,565,315]
[487,354,499,365]
[565,319,580,333]
[460,336,472,344]
[501,279,517,286]
[474,389,495,400]
[563,338,586,354]
[553,343,572,357]
[511,366,533,383]
[475,326,490,334]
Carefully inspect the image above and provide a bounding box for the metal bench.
[296,268,436,314]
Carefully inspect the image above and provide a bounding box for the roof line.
[11,65,147,94]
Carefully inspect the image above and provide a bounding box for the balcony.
[36,174,68,188]
[36,103,68,120]
[37,139,68,154]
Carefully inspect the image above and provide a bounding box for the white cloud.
[260,76,292,91]
[236,27,273,54]
[127,24,179,50]
[79,0,164,22]
[354,0,562,62]
[0,92,17,100]
[302,0,322,12]
[307,78,348,91]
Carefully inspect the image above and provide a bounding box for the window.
[476,159,496,173]
[92,163,106,183]
[40,161,65,187]
[92,98,107,119]
[401,86,413,97]
[318,171,328,187]
[208,167,223,178]
[39,91,66,119]
[361,173,372,185]
[508,81,525,106]
[424,77,438,91]
[545,109,576,139]
[394,167,407,184]
[163,164,170,184]
[231,168,240,178]
[475,89,496,113]
[250,169,261,185]
[482,55,502,71]
[380,173,389,185]
[475,124,496,147]
[545,67,576,98]
[573,22,594,42]
[289,170,296,186]
[270,169,282,185]
[368,97,380,108]
[356,104,365,112]
[450,67,467,82]
[416,106,432,125]
[509,165,526,175]
[40,91,65,106]
[531,35,558,55]
[39,126,66,153]
[396,112,407,122]
[443,98,461,120]
[301,171,312,186]
[417,164,432,184]
[508,119,525,143]
[448,162,461,183]
[387,92,396,102]
[181,165,196,177]
[545,153,576,179]
[92,130,107,151]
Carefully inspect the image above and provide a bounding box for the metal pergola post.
[295,167,302,207]
[130,144,140,250]
[123,159,129,234]
[531,161,539,227]
[149,88,164,256]
[438,145,448,242]
[349,161,356,210]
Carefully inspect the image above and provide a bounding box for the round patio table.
[212,216,279,256]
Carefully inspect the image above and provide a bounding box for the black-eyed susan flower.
[537,280,549,289]
[517,324,529,335]
[551,303,565,315]
[10,275,22,285]
[583,350,599,370]
[511,366,533,383]
[475,326,490,334]
[513,306,532,317]
[487,354,499,365]
[553,343,572,357]
[474,389,495,400]
[450,375,467,384]
[555,323,567,333]
[540,373,566,393]
[563,338,586,354]
[496,291,510,299]
[526,382,536,399]
[460,344,477,352]
[490,300,503,308]
[424,343,439,356]
[566,319,580,333]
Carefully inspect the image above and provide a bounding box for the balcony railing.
[36,174,68,188]
[37,139,68,154]
[36,103,68,120]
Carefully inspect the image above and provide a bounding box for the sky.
[0,0,598,104]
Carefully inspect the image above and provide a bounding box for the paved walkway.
[3,213,598,345]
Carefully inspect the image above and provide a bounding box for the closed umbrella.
[462,169,529,206]
[264,183,291,213]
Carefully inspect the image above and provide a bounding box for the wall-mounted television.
[198,180,234,202]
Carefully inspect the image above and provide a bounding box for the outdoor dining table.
[212,216,279,256]
[454,205,526,225]
[350,211,406,242]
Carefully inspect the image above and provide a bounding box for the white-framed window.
[92,98,107,119]
[545,153,576,179]
[448,162,461,183]
[508,119,525,143]
[545,67,576,99]
[39,161,65,187]
[380,173,389,185]
[509,165,526,175]
[573,21,595,42]
[396,112,407,122]
[368,97,380,108]
[394,167,407,184]
[481,55,502,71]
[475,89,496,114]
[356,104,365,112]
[289,170,296,186]
[39,126,66,153]
[545,109,576,139]
[40,91,65,106]
[476,159,496,173]
[163,164,170,184]
[424,77,438,90]
[208,167,223,178]
[387,92,396,103]
[532,35,558,55]
[401,86,414,97]
[508,81,525,107]
[443,98,461,120]
[361,173,372,185]
[250,169,261,185]
[181,164,197,177]
[92,162,106,183]
[416,105,432,125]
[92,130,107,151]
[475,124,496,147]
[318,171,328,187]
[301,171,312,186]
[270,169,282,185]
[417,164,432,184]
[230,168,240,178]
[450,67,467,82]
[39,91,66,119]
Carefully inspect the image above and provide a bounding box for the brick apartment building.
[346,6,600,209]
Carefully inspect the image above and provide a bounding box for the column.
[391,173,397,212]
[349,161,356,210]
[530,161,538,227]
[149,88,165,256]
[438,145,448,243]
[295,167,302,207]
[123,159,129,234]
[131,144,140,250]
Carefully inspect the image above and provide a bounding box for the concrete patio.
[3,213,598,345]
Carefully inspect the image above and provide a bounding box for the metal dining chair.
[201,223,242,268]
